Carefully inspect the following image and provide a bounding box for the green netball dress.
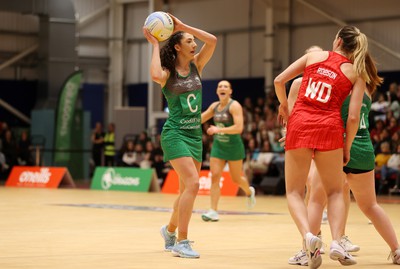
[341,93,375,170]
[210,99,245,161]
[161,62,203,163]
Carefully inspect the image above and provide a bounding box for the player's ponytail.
[338,26,374,85]
[160,31,184,76]
[365,52,383,95]
[352,33,369,83]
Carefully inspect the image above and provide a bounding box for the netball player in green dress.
[307,55,400,265]
[336,83,399,265]
[143,14,216,258]
[200,80,256,221]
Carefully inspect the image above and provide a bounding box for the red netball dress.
[285,52,353,151]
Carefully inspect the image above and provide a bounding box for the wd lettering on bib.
[305,78,332,103]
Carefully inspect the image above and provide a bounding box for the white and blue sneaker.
[330,240,357,265]
[160,225,176,252]
[202,209,219,222]
[247,186,256,209]
[172,240,200,258]
[306,232,322,269]
[390,248,400,264]
[288,249,308,266]
[340,235,360,252]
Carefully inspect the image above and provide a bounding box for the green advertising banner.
[54,71,83,164]
[90,167,160,192]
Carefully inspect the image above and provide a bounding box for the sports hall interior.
[0,1,399,268]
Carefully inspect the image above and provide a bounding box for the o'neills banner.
[91,167,160,192]
[162,170,239,196]
[5,166,76,188]
[54,71,83,164]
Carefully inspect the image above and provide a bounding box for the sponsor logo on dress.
[179,117,201,129]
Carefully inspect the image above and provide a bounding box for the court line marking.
[52,203,286,215]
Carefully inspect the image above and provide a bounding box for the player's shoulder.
[229,99,243,110]
[209,101,220,109]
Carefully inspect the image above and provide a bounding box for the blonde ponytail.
[352,33,369,83]
[365,52,383,95]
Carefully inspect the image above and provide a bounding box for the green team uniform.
[210,99,245,161]
[161,62,203,163]
[341,93,375,170]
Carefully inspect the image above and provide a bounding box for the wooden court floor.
[1,186,400,269]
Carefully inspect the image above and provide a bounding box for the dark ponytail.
[160,31,184,77]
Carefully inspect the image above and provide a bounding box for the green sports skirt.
[345,136,375,171]
[161,128,202,163]
[210,136,245,161]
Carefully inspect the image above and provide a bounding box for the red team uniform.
[285,52,353,151]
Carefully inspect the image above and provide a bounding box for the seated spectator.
[245,140,276,184]
[383,144,400,193]
[374,129,391,154]
[371,92,389,122]
[242,106,253,130]
[390,131,400,153]
[121,140,144,167]
[248,121,258,138]
[0,122,9,143]
[370,119,384,145]
[263,105,278,130]
[254,97,265,117]
[2,129,18,169]
[153,133,162,149]
[140,141,156,169]
[387,116,400,136]
[0,151,9,178]
[243,97,254,115]
[17,130,33,166]
[244,137,258,162]
[135,131,151,148]
[389,98,400,120]
[270,128,285,153]
[375,141,393,194]
[387,82,399,103]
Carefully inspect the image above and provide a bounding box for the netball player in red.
[274,26,373,268]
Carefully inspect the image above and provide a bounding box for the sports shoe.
[171,240,200,258]
[340,235,360,252]
[330,240,357,265]
[389,186,399,194]
[201,209,219,222]
[389,248,400,264]
[160,225,176,252]
[247,186,256,209]
[288,249,308,266]
[321,210,328,224]
[305,232,322,269]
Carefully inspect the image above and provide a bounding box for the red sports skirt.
[285,109,344,151]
